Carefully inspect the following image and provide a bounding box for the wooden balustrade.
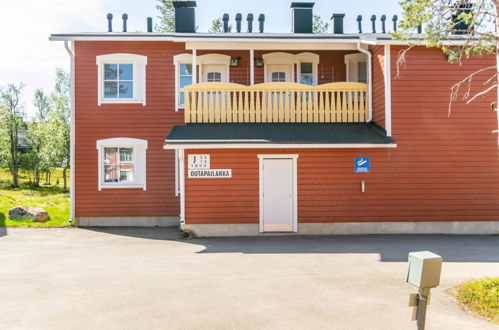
[184,82,369,123]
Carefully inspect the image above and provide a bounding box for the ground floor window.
[96,138,148,190]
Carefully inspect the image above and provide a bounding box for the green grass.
[0,169,71,227]
[450,277,499,325]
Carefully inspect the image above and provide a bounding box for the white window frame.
[296,52,319,86]
[96,138,148,191]
[345,53,368,83]
[96,53,147,106]
[173,53,230,111]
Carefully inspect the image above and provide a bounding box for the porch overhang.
[163,123,396,149]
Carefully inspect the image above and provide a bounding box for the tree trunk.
[35,169,40,186]
[62,165,69,192]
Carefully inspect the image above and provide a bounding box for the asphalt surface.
[0,227,498,330]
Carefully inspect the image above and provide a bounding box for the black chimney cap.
[290,2,315,8]
[172,1,197,8]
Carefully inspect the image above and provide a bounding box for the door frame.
[258,154,299,233]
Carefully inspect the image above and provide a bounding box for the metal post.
[416,288,430,330]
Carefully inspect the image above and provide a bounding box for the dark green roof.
[165,123,394,145]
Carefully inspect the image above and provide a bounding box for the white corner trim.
[96,53,147,106]
[96,138,148,191]
[179,149,186,224]
[258,154,298,233]
[384,45,392,137]
[64,40,75,221]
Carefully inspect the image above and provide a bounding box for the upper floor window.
[96,53,147,106]
[345,53,368,84]
[96,138,148,190]
[271,72,286,82]
[207,72,222,82]
[179,63,193,107]
[300,62,314,85]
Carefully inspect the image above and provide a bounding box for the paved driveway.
[0,228,498,330]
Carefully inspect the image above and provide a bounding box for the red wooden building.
[50,1,499,236]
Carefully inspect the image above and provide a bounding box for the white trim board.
[164,143,397,150]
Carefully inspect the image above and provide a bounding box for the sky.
[0,0,402,116]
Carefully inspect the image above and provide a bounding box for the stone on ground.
[8,206,49,222]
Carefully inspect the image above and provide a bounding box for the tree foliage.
[0,83,26,187]
[313,15,330,34]
[155,0,175,32]
[394,0,499,117]
[209,18,232,33]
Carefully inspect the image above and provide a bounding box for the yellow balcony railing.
[184,82,369,123]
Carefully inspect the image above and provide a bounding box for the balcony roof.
[163,123,396,149]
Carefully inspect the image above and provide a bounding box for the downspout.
[357,41,373,122]
[64,40,76,222]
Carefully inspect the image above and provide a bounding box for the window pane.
[272,72,286,82]
[179,91,185,105]
[180,64,192,75]
[104,81,118,98]
[301,74,313,85]
[104,165,119,182]
[301,62,312,74]
[358,62,367,83]
[180,76,192,88]
[104,64,117,80]
[104,148,118,164]
[119,148,133,162]
[119,168,134,183]
[119,82,133,98]
[119,64,133,80]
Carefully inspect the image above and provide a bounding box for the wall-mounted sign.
[188,169,232,178]
[354,157,370,173]
[188,154,210,170]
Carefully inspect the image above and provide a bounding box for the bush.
[453,277,499,324]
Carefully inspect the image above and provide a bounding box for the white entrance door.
[266,64,293,82]
[202,65,227,82]
[259,156,297,232]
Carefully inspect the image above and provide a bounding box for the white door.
[260,157,297,232]
[266,64,293,82]
[202,65,227,82]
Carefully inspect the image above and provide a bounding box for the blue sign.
[354,157,370,173]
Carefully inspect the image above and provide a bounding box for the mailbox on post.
[406,251,443,330]
[407,251,442,289]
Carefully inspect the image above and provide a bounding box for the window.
[345,53,368,83]
[96,138,148,190]
[207,72,222,82]
[96,53,147,106]
[300,62,313,85]
[104,64,133,99]
[271,72,286,82]
[179,63,193,107]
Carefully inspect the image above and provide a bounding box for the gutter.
[64,40,76,222]
[357,41,373,122]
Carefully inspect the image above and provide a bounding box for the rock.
[8,206,49,222]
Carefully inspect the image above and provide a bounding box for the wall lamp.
[230,56,241,67]
[255,58,264,67]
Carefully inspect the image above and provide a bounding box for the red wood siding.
[74,41,187,217]
[371,45,386,128]
[184,47,498,224]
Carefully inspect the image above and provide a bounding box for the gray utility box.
[407,251,443,289]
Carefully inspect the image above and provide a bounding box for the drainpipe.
[64,40,76,222]
[357,41,373,122]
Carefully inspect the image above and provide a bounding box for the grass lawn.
[0,169,71,227]
[450,277,499,325]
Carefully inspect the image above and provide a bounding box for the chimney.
[172,1,197,33]
[291,2,314,33]
[235,13,242,32]
[222,14,229,32]
[247,14,254,33]
[258,14,265,33]
[147,17,153,32]
[122,13,128,32]
[331,13,345,34]
[107,13,113,32]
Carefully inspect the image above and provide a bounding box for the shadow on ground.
[0,213,6,237]
[83,227,499,263]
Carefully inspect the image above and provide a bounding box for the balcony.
[184,82,369,124]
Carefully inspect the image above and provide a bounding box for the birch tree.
[394,0,498,136]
